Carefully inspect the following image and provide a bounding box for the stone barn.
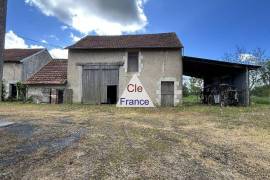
[66,33,183,106]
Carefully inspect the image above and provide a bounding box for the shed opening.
[182,76,203,105]
[183,56,260,106]
[107,85,117,104]
[58,90,64,104]
[10,84,17,99]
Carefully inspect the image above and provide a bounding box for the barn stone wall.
[2,63,23,98]
[68,49,183,106]
[27,85,66,104]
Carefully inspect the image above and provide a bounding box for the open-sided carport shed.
[183,56,260,106]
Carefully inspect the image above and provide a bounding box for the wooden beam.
[76,62,124,66]
[0,0,8,101]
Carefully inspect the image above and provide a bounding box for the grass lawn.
[0,102,270,179]
[183,95,201,105]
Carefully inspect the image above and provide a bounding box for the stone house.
[3,49,52,99]
[66,33,183,106]
[25,59,67,104]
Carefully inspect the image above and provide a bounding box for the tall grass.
[251,96,270,105]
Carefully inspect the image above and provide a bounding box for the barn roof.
[67,33,183,50]
[25,60,67,85]
[4,49,44,63]
[183,56,261,78]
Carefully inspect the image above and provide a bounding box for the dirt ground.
[0,103,269,179]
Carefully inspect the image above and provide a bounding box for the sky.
[5,0,270,59]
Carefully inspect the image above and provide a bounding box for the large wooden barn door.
[82,64,119,104]
[161,81,174,107]
[82,68,100,104]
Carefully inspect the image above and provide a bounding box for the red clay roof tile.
[4,49,44,63]
[67,33,183,50]
[25,60,67,85]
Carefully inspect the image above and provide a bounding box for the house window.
[127,52,139,72]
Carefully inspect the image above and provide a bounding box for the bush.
[183,83,189,97]
[16,82,27,101]
[252,85,270,97]
[6,96,17,102]
[1,80,6,101]
[25,96,34,103]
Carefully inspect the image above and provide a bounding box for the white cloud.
[49,48,68,59]
[25,0,148,35]
[5,30,44,49]
[49,34,59,41]
[5,30,67,59]
[5,30,29,49]
[70,33,81,42]
[61,25,68,30]
[41,39,48,44]
[30,44,44,49]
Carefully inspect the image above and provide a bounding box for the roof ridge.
[66,32,183,49]
[52,59,68,62]
[4,48,47,62]
[84,32,176,37]
[5,48,45,50]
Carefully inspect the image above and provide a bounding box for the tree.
[0,0,8,101]
[224,47,269,90]
[182,82,189,97]
[260,61,270,86]
[16,82,27,101]
[189,77,203,95]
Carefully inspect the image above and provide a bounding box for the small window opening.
[127,52,139,72]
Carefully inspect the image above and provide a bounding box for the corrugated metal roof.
[183,56,261,69]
